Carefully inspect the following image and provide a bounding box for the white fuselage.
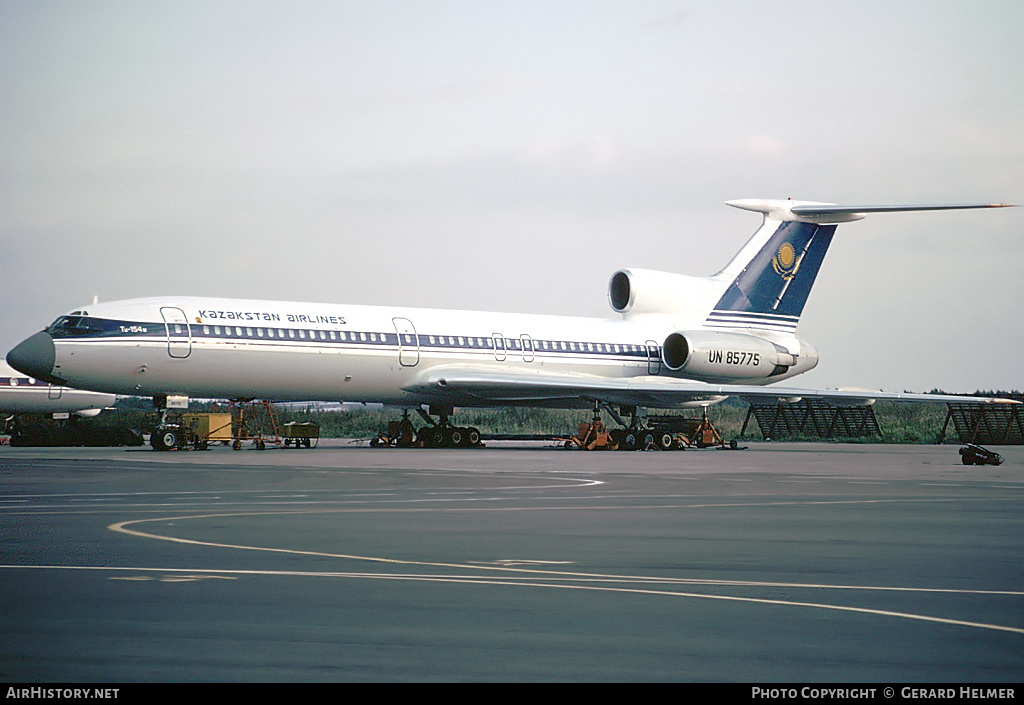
[41,295,817,408]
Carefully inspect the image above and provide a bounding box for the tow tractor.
[150,412,233,451]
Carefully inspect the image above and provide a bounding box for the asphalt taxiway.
[1,440,1021,682]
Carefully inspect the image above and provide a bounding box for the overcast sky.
[2,1,1021,394]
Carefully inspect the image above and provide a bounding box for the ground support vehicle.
[959,443,1004,466]
[560,419,618,450]
[149,412,233,451]
[282,422,319,448]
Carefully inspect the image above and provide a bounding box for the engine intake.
[608,269,715,316]
[662,331,795,381]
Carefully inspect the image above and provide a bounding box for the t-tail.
[701,199,1012,334]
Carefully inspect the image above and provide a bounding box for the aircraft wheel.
[466,427,481,446]
[428,428,446,448]
[450,427,464,447]
[623,432,638,451]
[640,431,656,449]
[156,428,178,451]
[657,432,675,451]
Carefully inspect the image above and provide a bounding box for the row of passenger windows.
[195,325,385,343]
[421,335,649,356]
[181,325,652,356]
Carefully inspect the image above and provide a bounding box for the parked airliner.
[6,199,1016,449]
[0,361,114,417]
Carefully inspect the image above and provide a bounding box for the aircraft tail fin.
[704,200,1012,334]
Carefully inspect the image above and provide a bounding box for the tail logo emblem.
[772,242,798,280]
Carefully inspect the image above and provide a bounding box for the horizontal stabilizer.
[727,200,1014,224]
[790,203,1013,215]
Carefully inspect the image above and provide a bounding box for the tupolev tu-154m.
[6,199,1018,450]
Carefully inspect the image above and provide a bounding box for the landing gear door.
[160,307,192,359]
[393,317,420,367]
[646,339,661,375]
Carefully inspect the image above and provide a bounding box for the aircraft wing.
[401,365,1018,409]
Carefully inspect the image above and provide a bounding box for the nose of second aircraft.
[7,331,60,384]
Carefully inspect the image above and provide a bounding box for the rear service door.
[393,317,420,367]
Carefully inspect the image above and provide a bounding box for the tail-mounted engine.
[609,269,715,316]
[662,331,796,381]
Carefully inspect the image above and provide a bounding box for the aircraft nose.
[7,331,59,383]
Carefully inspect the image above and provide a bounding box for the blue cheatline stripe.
[704,312,799,333]
[711,221,837,320]
[51,318,657,362]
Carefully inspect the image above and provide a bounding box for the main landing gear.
[370,406,483,449]
[562,403,737,451]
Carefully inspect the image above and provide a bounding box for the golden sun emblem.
[772,242,798,279]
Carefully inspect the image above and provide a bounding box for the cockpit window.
[47,316,108,338]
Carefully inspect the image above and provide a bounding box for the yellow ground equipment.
[370,416,418,447]
[181,413,233,450]
[281,421,320,448]
[560,419,619,450]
